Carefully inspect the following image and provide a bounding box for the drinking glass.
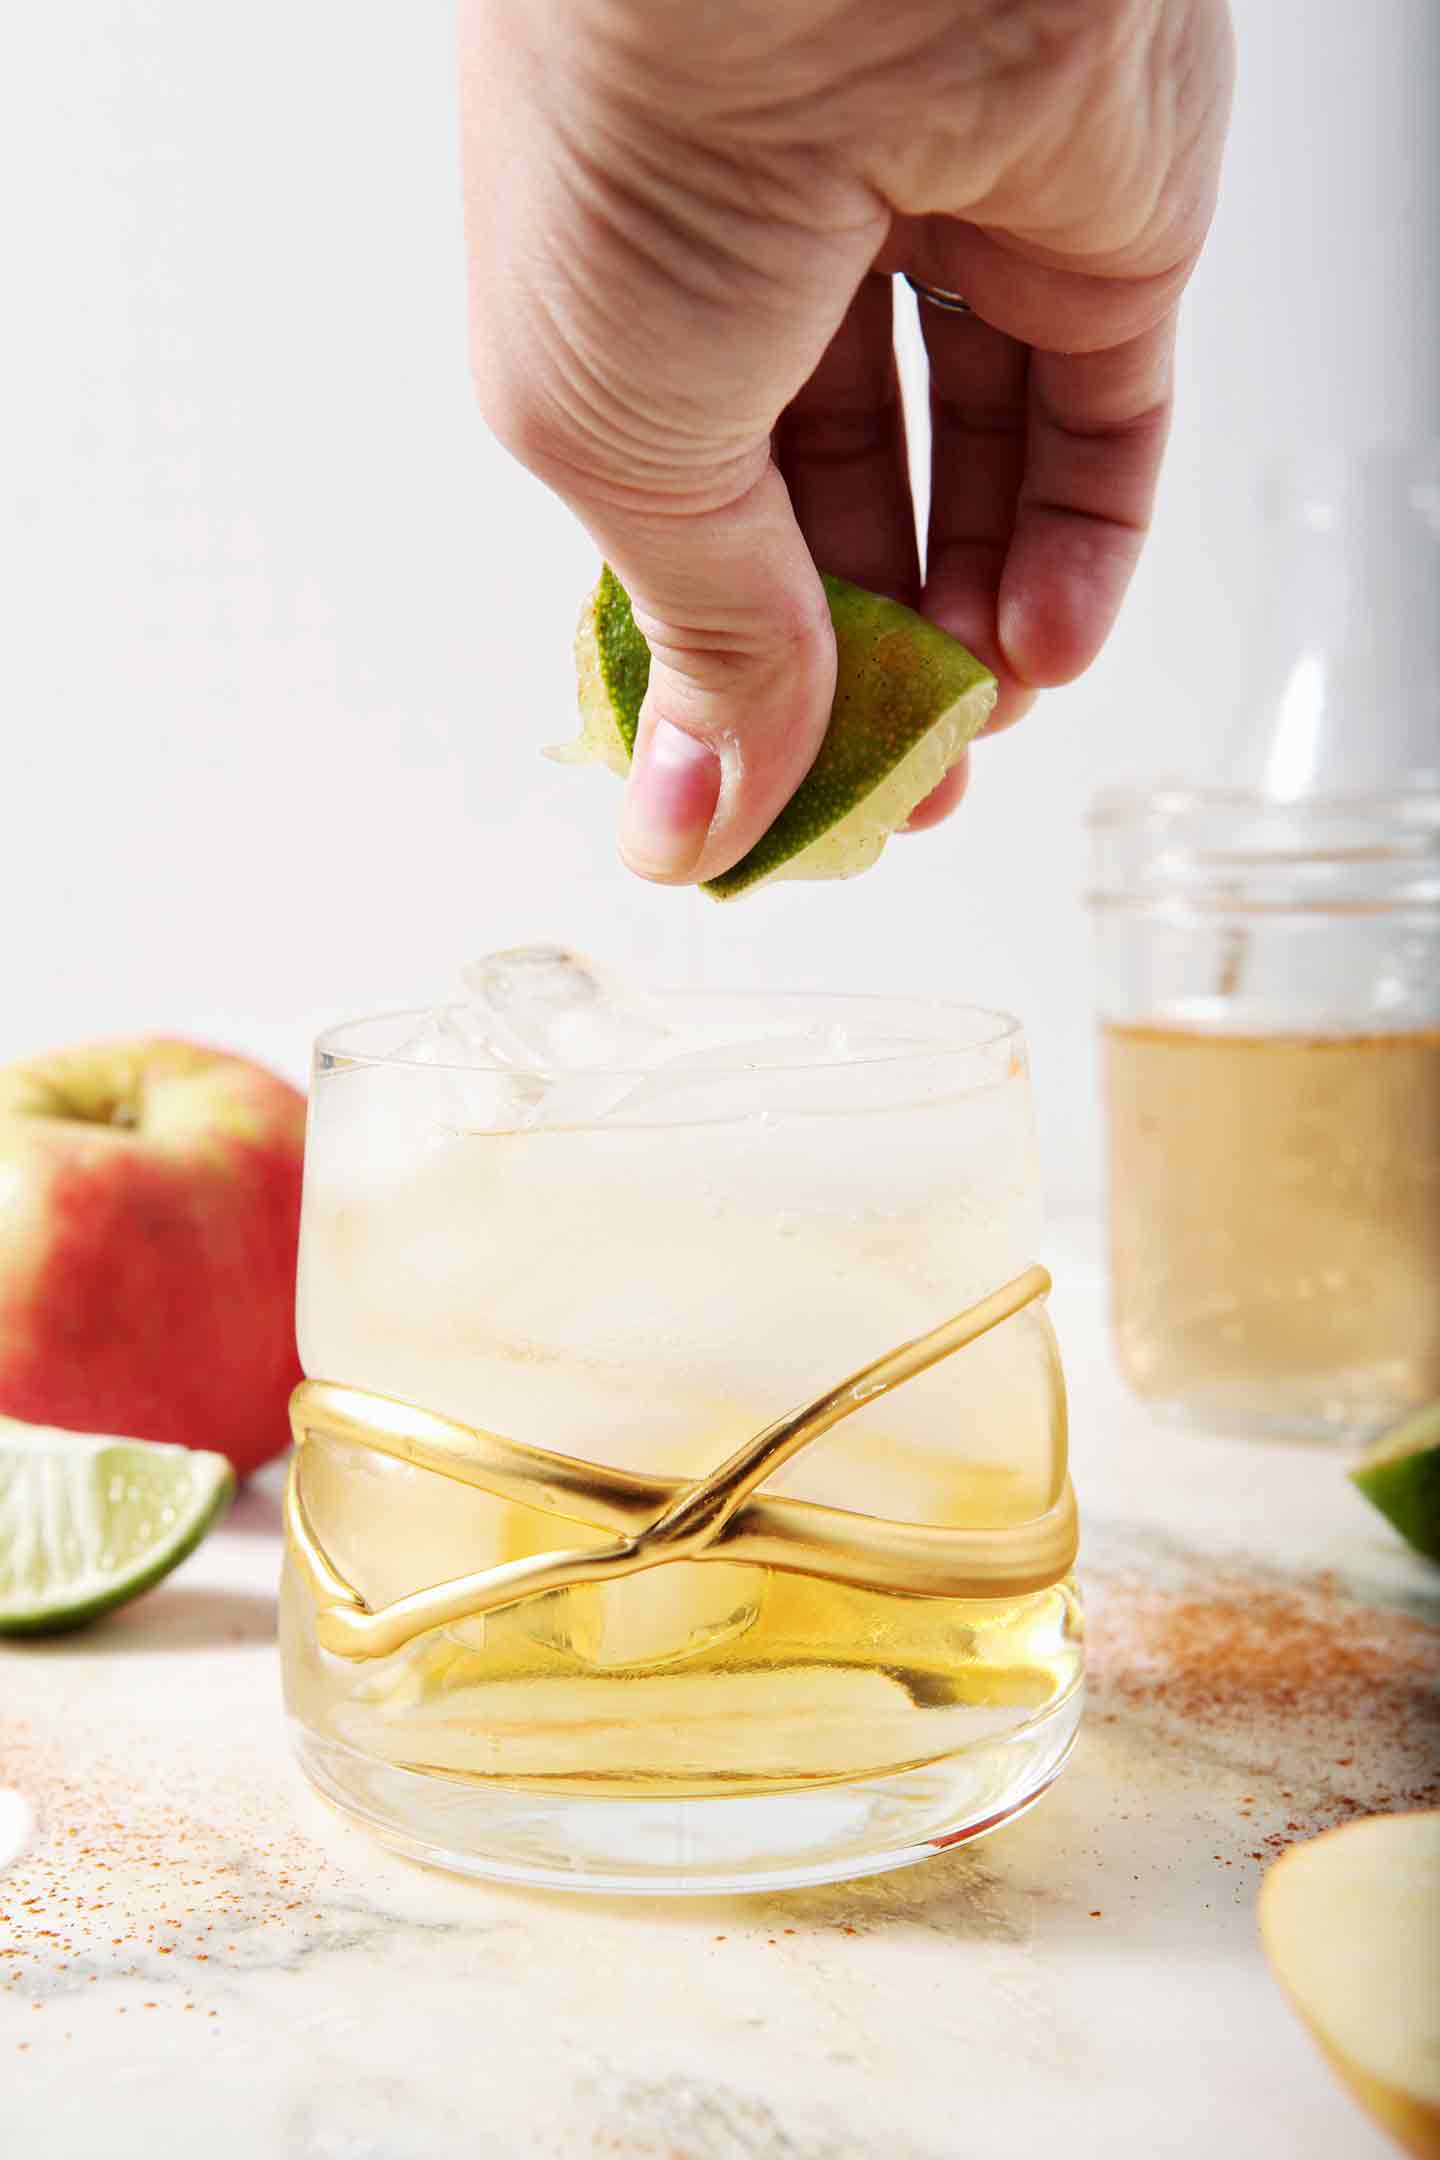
[280,990,1081,1892]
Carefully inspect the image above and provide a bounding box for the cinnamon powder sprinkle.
[1089,1571,1440,1855]
[0,1719,361,2011]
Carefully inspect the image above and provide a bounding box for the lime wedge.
[0,1418,235,1634]
[1351,1404,1440,1563]
[561,566,997,898]
[563,563,650,777]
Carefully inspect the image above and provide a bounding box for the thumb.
[458,3,880,886]
[598,479,835,885]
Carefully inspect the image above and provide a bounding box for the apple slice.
[1260,1812,1440,2158]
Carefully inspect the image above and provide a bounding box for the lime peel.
[1350,1403,1440,1564]
[0,1418,235,1634]
[558,567,997,897]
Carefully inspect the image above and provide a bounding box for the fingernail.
[619,719,722,878]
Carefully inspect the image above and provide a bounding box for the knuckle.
[639,573,831,701]
[473,369,564,474]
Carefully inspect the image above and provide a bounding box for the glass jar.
[1218,444,1440,796]
[1089,789,1440,1439]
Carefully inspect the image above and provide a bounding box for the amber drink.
[1092,794,1440,1437]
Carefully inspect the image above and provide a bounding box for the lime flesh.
[561,567,997,898]
[1351,1404,1440,1563]
[0,1418,235,1634]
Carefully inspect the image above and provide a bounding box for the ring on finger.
[903,274,974,316]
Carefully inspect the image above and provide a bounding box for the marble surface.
[3,1226,1437,2159]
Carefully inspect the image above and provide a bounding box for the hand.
[460,0,1234,883]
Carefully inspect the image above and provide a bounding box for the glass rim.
[313,990,1024,1081]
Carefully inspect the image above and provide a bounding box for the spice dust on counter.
[0,1718,369,2019]
[1087,1568,1440,1866]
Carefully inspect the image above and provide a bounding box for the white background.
[3,3,1437,1210]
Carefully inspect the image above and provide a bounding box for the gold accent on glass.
[286,1265,1075,1662]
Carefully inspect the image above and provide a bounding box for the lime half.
[0,1418,235,1634]
[561,566,997,899]
[1351,1404,1440,1564]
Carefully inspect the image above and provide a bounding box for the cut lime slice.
[0,1418,235,1634]
[560,566,997,899]
[1351,1404,1440,1563]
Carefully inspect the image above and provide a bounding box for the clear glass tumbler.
[1091,790,1440,1439]
[279,992,1082,1893]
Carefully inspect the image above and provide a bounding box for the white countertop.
[3,1225,1436,2159]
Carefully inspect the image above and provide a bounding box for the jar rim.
[1089,785,1440,828]
[1087,787,1440,913]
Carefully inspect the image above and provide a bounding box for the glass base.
[290,1687,1082,1896]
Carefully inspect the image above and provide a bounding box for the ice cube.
[391,954,973,1130]
[457,946,673,1074]
[593,1026,845,1125]
[391,1003,507,1068]
[596,1018,967,1126]
[389,948,686,1131]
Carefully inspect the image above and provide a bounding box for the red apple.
[0,1039,306,1476]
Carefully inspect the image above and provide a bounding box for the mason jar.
[1089,789,1440,1439]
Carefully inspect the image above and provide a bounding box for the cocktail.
[280,950,1081,1892]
